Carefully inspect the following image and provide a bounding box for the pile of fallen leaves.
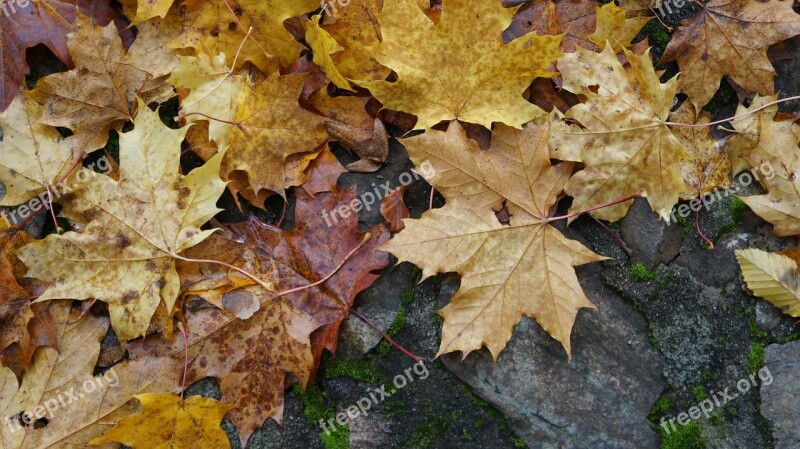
[1,0,799,447]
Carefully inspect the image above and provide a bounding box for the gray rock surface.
[442,263,666,449]
[760,341,800,449]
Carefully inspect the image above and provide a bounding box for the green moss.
[714,197,748,240]
[631,263,657,282]
[649,395,672,421]
[474,419,485,429]
[403,415,449,448]
[513,439,528,449]
[660,420,706,449]
[460,431,473,441]
[747,342,766,373]
[781,332,800,343]
[324,358,383,384]
[747,311,768,340]
[450,411,462,420]
[691,386,709,402]
[378,287,415,356]
[641,23,671,49]
[295,383,350,449]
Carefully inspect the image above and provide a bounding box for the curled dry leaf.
[381,186,409,231]
[325,118,389,172]
[384,120,606,360]
[17,105,228,342]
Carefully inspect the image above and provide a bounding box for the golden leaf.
[17,104,228,341]
[736,248,800,317]
[383,120,606,360]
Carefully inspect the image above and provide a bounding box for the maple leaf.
[0,232,34,354]
[30,16,151,153]
[17,104,227,342]
[384,119,606,360]
[168,0,319,75]
[130,0,175,24]
[549,45,688,222]
[356,0,562,130]
[125,7,182,104]
[723,96,800,236]
[90,393,233,449]
[0,92,77,206]
[325,118,389,172]
[168,150,389,443]
[0,0,129,111]
[169,51,249,150]
[728,95,800,173]
[736,248,800,317]
[670,102,732,200]
[217,72,329,199]
[306,15,355,91]
[505,0,649,53]
[661,0,800,108]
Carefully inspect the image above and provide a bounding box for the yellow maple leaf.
[168,0,319,75]
[549,45,688,222]
[587,3,651,53]
[17,103,228,341]
[383,119,606,360]
[736,248,800,317]
[169,51,249,150]
[130,0,175,24]
[356,0,562,130]
[305,14,354,91]
[0,93,77,206]
[661,0,800,108]
[90,393,233,449]
[728,95,800,174]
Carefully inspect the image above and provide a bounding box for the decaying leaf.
[736,248,800,317]
[670,102,732,200]
[0,232,34,354]
[505,0,649,53]
[130,0,175,24]
[0,0,129,111]
[325,118,389,172]
[385,119,606,360]
[356,0,562,129]
[0,93,77,206]
[549,45,688,222]
[17,105,228,341]
[381,186,409,231]
[90,393,233,449]
[31,16,151,152]
[168,0,319,75]
[661,0,800,108]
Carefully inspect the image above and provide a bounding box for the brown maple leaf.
[0,0,130,111]
[661,0,800,108]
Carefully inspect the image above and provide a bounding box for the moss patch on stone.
[631,263,658,282]
[660,420,706,449]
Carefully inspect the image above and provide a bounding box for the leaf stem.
[178,321,189,403]
[348,307,424,363]
[664,95,800,128]
[543,193,642,223]
[178,112,240,127]
[695,209,714,250]
[171,253,272,291]
[589,215,632,256]
[268,233,373,301]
